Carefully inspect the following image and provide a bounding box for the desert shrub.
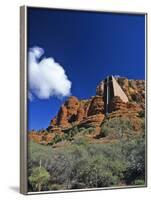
[63,125,80,141]
[28,166,50,192]
[87,127,95,134]
[81,156,118,187]
[63,130,74,141]
[80,123,95,129]
[79,128,89,135]
[28,140,53,168]
[100,126,110,137]
[48,183,63,190]
[78,126,95,135]
[79,127,86,132]
[123,137,145,184]
[53,134,63,143]
[28,135,145,191]
[68,150,124,188]
[70,181,86,189]
[72,137,88,146]
[138,110,145,118]
[100,117,133,139]
[64,143,126,188]
[78,128,91,135]
[63,125,95,142]
[72,125,79,134]
[47,151,77,189]
[133,179,145,185]
[47,141,54,146]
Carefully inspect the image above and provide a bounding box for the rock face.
[110,96,141,113]
[28,131,54,144]
[111,96,128,112]
[97,77,145,104]
[49,77,145,130]
[87,96,104,116]
[57,105,69,127]
[29,76,145,144]
[76,106,85,122]
[49,95,105,129]
[80,113,105,127]
[118,79,145,104]
[50,96,81,128]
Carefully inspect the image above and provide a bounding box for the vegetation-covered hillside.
[28,77,146,192]
[28,117,145,192]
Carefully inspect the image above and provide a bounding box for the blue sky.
[27,7,145,131]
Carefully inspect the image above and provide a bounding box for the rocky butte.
[28,75,145,145]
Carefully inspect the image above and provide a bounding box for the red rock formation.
[50,96,80,128]
[116,78,145,103]
[29,77,145,144]
[65,96,79,122]
[76,106,85,122]
[49,77,145,131]
[28,132,54,144]
[105,95,143,132]
[49,95,105,129]
[57,105,69,127]
[80,113,104,126]
[96,77,145,104]
[87,96,104,116]
[111,96,128,112]
[111,96,142,113]
[50,117,57,126]
[80,99,92,118]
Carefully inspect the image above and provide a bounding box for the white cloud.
[28,46,72,100]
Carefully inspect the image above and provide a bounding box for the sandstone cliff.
[29,76,145,145]
[96,77,145,104]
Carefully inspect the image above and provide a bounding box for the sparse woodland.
[28,78,146,192]
[28,116,145,191]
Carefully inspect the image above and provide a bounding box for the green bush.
[123,137,145,184]
[87,127,95,134]
[48,184,62,190]
[63,125,80,141]
[53,134,62,143]
[72,137,88,146]
[100,117,133,139]
[134,179,145,185]
[28,140,53,168]
[79,127,86,132]
[100,126,110,137]
[138,110,145,118]
[28,135,145,191]
[28,166,50,192]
